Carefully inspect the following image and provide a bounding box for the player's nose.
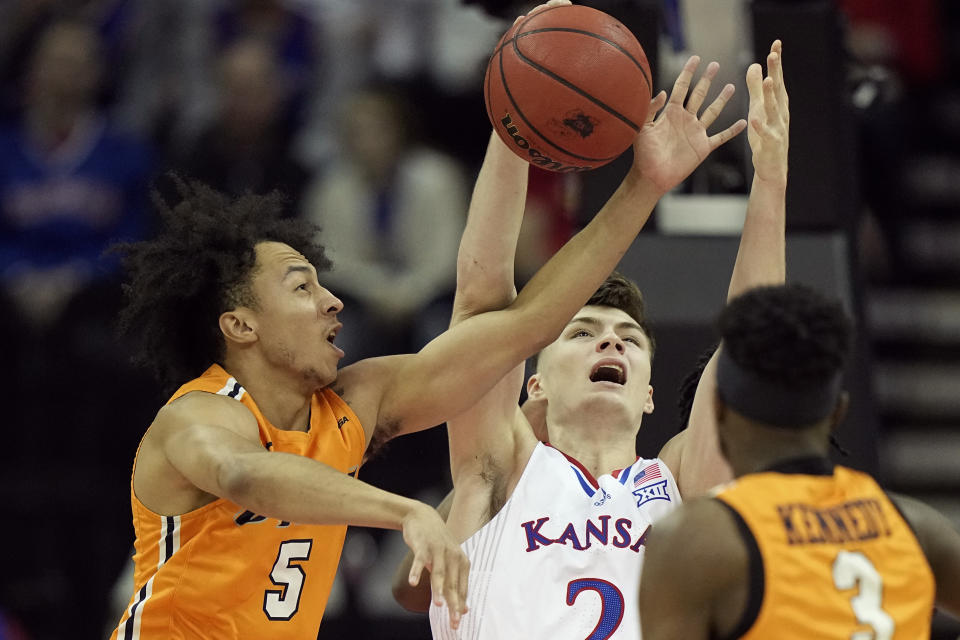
[320,287,344,315]
[597,336,625,353]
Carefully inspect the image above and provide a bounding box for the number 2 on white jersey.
[832,550,895,640]
[566,578,625,640]
[264,539,313,620]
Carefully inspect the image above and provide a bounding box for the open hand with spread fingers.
[631,56,747,195]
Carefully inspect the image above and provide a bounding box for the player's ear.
[220,308,258,346]
[829,391,849,432]
[527,372,546,402]
[643,385,654,414]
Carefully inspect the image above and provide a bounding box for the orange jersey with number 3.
[110,364,366,639]
[714,461,935,640]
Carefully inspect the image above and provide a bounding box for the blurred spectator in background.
[302,85,467,362]
[301,0,504,169]
[515,167,579,284]
[172,36,310,209]
[0,1,184,133]
[0,18,152,330]
[839,0,947,281]
[175,0,319,155]
[213,0,317,124]
[0,18,154,639]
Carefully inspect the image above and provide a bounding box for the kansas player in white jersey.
[393,5,790,635]
[430,445,681,639]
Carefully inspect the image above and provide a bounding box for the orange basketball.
[484,4,652,172]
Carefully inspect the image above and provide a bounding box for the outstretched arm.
[660,40,790,498]
[145,391,470,627]
[346,54,746,441]
[453,131,529,322]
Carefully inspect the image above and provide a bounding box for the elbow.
[456,266,516,313]
[216,454,256,504]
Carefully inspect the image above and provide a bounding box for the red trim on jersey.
[545,442,600,488]
[545,443,641,489]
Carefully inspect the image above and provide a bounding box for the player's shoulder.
[649,497,745,570]
[155,390,259,440]
[654,496,730,534]
[332,354,412,426]
[889,492,960,552]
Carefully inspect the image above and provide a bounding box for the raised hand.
[515,0,571,23]
[631,56,747,195]
[747,40,789,189]
[402,503,470,629]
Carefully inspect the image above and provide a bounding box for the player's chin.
[302,362,337,389]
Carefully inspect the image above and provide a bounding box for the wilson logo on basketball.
[500,114,591,173]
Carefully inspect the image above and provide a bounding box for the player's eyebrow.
[567,316,643,334]
[568,315,602,328]
[282,264,315,281]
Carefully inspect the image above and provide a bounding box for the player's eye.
[624,336,641,345]
[297,283,310,292]
[573,329,591,338]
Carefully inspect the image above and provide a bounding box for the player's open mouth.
[589,361,626,385]
[327,324,341,344]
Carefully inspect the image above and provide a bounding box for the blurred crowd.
[0,1,581,637]
[0,0,952,639]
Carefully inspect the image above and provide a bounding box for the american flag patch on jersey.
[633,463,662,487]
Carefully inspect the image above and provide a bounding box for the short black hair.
[114,177,331,390]
[719,284,853,388]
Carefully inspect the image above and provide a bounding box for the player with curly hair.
[108,50,745,637]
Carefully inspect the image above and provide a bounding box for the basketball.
[484,4,652,172]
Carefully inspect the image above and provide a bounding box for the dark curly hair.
[114,177,331,390]
[676,342,719,431]
[718,284,853,387]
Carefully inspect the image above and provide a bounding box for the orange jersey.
[714,459,935,640]
[111,364,366,639]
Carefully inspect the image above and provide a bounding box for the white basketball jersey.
[430,442,681,639]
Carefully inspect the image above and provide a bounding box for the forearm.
[222,451,420,529]
[511,172,660,327]
[667,356,734,498]
[727,174,785,301]
[383,174,660,434]
[454,133,529,320]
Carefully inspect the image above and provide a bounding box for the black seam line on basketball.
[498,62,617,163]
[512,33,645,131]
[500,36,619,163]
[484,47,494,118]
[490,3,567,59]
[514,27,652,95]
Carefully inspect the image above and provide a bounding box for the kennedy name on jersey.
[522,514,651,553]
